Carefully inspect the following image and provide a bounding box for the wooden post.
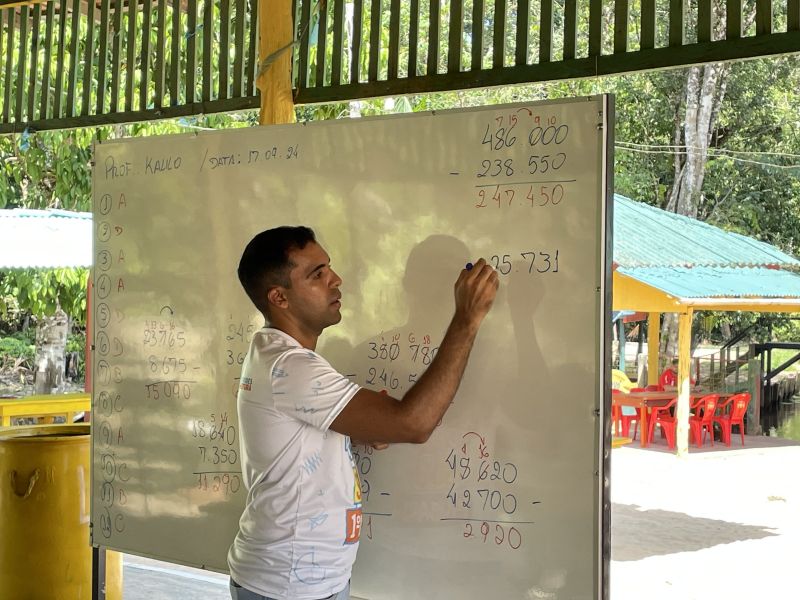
[647,312,660,386]
[258,0,296,125]
[675,308,693,456]
[747,357,762,435]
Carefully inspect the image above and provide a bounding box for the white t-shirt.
[227,328,362,600]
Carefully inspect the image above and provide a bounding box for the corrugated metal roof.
[617,266,800,299]
[614,194,800,268]
[0,209,92,268]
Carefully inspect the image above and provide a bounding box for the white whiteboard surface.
[91,96,611,600]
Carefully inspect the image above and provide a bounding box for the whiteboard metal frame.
[598,94,614,600]
[89,95,615,599]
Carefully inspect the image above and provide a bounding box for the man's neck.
[266,318,319,351]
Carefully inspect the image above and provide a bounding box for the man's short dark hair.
[238,226,316,315]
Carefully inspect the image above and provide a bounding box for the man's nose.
[331,270,342,287]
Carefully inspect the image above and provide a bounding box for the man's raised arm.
[330,258,499,443]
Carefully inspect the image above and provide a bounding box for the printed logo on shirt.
[302,451,324,475]
[344,507,362,544]
[239,377,252,391]
[344,438,362,544]
[353,466,362,504]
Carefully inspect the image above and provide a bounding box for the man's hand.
[454,258,499,329]
[352,440,390,450]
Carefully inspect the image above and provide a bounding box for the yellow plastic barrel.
[0,424,93,599]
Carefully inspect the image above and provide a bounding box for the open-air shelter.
[612,194,800,455]
[2,2,800,596]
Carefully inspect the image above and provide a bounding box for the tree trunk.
[662,62,729,351]
[665,63,728,218]
[33,309,68,395]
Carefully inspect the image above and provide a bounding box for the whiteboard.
[91,96,612,600]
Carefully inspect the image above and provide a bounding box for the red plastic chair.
[644,384,664,392]
[617,388,643,440]
[688,394,719,448]
[611,390,623,436]
[713,393,751,446]
[647,397,677,449]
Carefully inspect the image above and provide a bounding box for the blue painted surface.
[613,195,800,268]
[617,265,800,299]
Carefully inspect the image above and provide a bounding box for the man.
[228,226,498,600]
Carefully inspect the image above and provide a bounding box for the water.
[778,397,800,442]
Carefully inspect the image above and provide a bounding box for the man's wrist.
[451,311,481,337]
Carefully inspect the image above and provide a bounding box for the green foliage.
[66,331,85,354]
[0,268,89,324]
[0,334,35,370]
[0,129,95,211]
[773,318,800,342]
[66,331,86,379]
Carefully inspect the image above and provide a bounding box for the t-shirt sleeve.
[270,348,361,430]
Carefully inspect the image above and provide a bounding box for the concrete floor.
[122,554,229,599]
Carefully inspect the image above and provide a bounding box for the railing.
[2,0,800,132]
[693,348,751,391]
[0,0,260,133]
[293,0,800,103]
[754,342,800,432]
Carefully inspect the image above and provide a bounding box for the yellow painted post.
[675,308,693,457]
[647,312,660,386]
[258,0,296,125]
[105,550,123,600]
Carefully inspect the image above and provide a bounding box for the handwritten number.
[521,252,535,273]
[481,124,493,149]
[459,457,471,480]
[445,449,456,476]
[490,255,512,275]
[495,524,505,545]
[552,184,564,205]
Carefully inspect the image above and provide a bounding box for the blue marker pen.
[465,262,473,271]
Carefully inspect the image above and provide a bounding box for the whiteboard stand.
[91,545,107,600]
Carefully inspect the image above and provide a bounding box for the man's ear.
[267,287,289,311]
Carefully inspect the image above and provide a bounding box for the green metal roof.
[616,266,800,299]
[614,194,800,268]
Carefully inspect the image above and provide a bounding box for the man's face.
[283,241,343,331]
